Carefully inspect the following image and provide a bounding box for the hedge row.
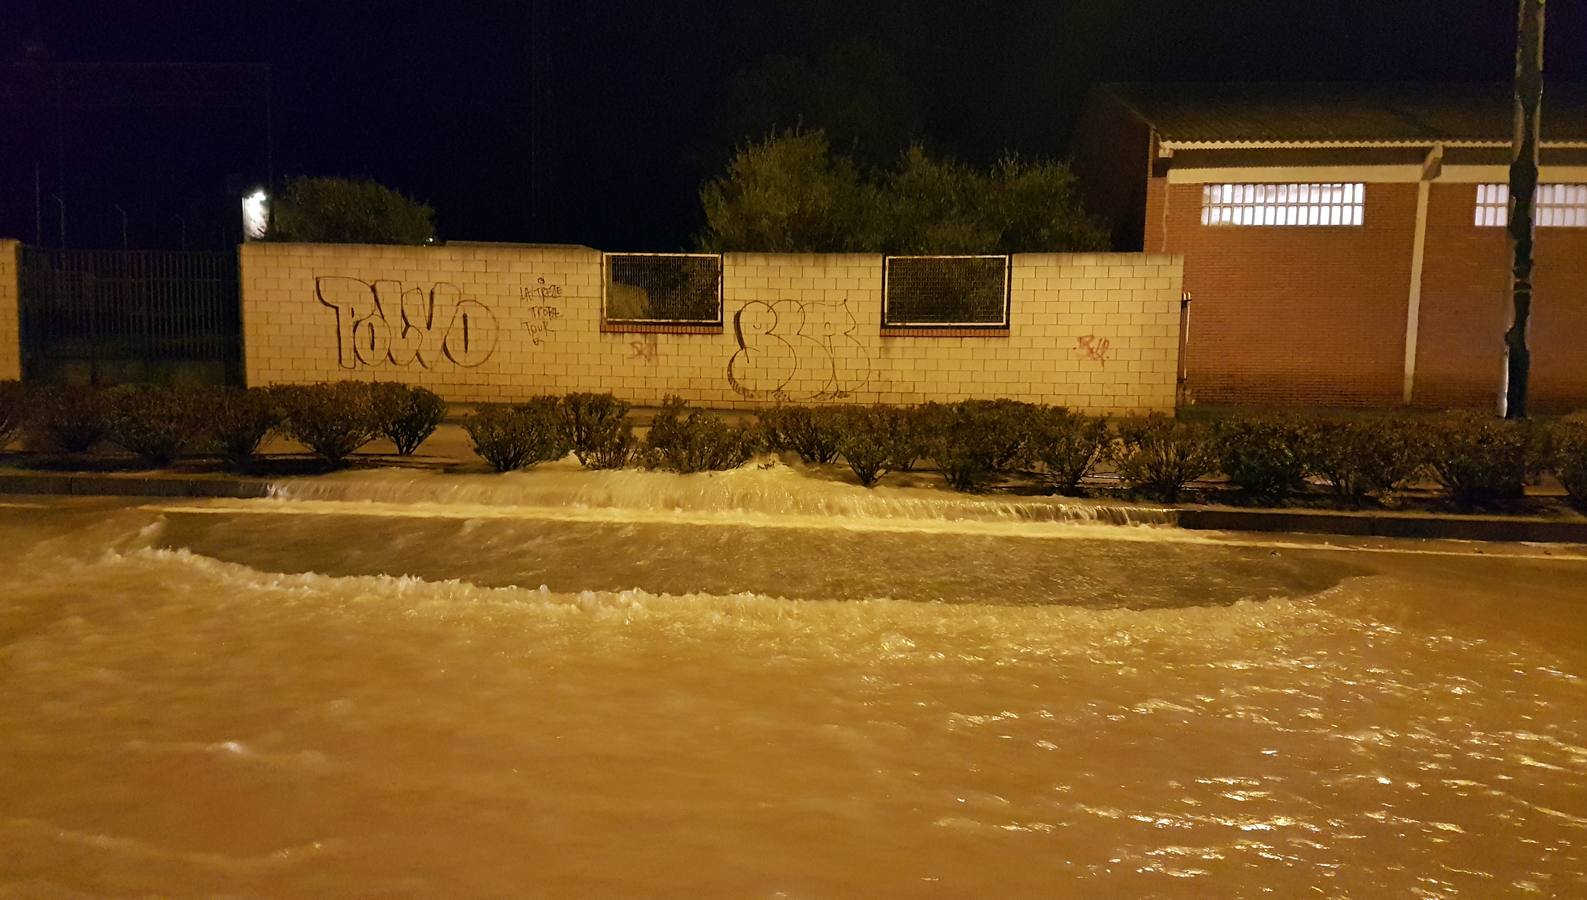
[4,382,1586,510]
[0,380,446,469]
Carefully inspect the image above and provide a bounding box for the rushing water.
[1,462,1586,897]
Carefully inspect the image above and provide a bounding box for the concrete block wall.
[240,242,1183,414]
[0,240,19,381]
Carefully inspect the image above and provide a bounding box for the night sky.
[3,1,1585,251]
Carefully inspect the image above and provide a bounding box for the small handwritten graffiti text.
[1076,334,1112,367]
[520,277,564,301]
[522,305,561,346]
[629,334,659,363]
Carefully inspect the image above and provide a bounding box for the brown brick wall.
[1146,179,1417,407]
[1416,183,1587,411]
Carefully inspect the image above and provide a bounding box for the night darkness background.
[3,1,1585,251]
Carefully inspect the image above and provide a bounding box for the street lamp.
[242,188,269,240]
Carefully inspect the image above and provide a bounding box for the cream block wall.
[0,241,19,381]
[241,242,1183,414]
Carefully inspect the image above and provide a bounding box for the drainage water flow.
[0,479,1584,896]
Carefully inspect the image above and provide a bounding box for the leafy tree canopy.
[698,131,1107,254]
[264,176,436,245]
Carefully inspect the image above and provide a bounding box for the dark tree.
[265,177,436,245]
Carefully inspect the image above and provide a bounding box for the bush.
[1426,412,1535,506]
[1212,415,1313,499]
[645,396,758,473]
[0,380,25,451]
[264,176,435,244]
[834,406,911,487]
[372,383,447,455]
[888,406,931,472]
[277,382,382,466]
[464,402,567,472]
[1552,420,1587,510]
[922,399,1039,491]
[28,385,106,453]
[1112,415,1217,502]
[1309,418,1426,504]
[1024,407,1109,495]
[102,384,207,466]
[206,387,282,469]
[558,393,633,468]
[758,405,843,464]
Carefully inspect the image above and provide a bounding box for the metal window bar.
[1200,183,1365,226]
[602,252,722,324]
[18,247,240,385]
[882,255,1011,327]
[1474,183,1587,228]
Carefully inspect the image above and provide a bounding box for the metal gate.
[18,247,241,385]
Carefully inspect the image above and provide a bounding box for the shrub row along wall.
[239,243,1184,414]
[0,241,19,381]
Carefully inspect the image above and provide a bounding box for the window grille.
[882,255,1010,327]
[1473,183,1587,228]
[1200,183,1365,226]
[602,253,722,324]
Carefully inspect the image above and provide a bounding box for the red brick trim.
[600,322,723,335]
[879,327,1010,338]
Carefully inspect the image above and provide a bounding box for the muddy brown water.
[1,463,1584,897]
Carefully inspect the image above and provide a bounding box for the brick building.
[1072,83,1587,410]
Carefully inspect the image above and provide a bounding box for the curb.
[0,473,271,499]
[1178,507,1587,544]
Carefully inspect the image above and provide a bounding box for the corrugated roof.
[1100,82,1587,145]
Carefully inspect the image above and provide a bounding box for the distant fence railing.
[882,255,1010,328]
[602,253,722,325]
[18,247,240,385]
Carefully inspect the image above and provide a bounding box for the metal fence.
[18,247,241,385]
[602,253,722,324]
[882,255,1010,327]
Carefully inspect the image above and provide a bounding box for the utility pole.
[1504,0,1545,419]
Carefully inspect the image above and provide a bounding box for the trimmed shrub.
[103,384,206,466]
[645,396,757,473]
[922,399,1040,491]
[0,380,25,450]
[1426,412,1535,506]
[888,406,931,472]
[1212,415,1313,499]
[1552,420,1587,510]
[834,405,910,487]
[207,387,282,469]
[758,405,843,464]
[1112,415,1217,502]
[558,392,633,467]
[29,385,106,453]
[372,383,447,455]
[1024,407,1110,495]
[277,382,382,466]
[1309,418,1426,504]
[464,402,567,472]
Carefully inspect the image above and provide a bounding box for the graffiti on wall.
[522,304,561,346]
[727,298,871,400]
[628,333,659,363]
[1076,334,1112,367]
[316,277,499,369]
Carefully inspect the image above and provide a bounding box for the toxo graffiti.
[316,277,499,369]
[727,298,871,400]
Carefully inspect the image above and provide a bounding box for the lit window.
[1474,183,1587,228]
[1200,183,1364,226]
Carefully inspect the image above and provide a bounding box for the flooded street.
[1,467,1584,897]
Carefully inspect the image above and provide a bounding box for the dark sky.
[4,0,1584,251]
